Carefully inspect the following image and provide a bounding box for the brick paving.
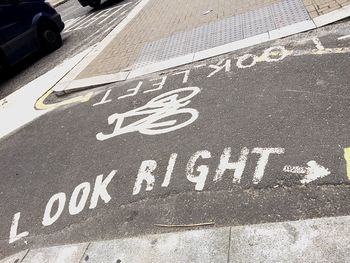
[303,0,350,17]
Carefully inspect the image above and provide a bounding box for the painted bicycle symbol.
[96,87,200,141]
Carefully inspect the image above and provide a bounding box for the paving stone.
[21,244,88,263]
[303,0,349,16]
[82,228,230,263]
[229,216,350,263]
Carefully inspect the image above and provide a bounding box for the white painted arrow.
[283,160,330,184]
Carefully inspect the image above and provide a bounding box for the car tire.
[38,23,62,53]
[89,0,101,8]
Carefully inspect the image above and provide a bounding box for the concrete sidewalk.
[54,0,350,93]
[2,215,350,262]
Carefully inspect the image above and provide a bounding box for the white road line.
[98,3,131,24]
[77,13,127,48]
[338,34,350,40]
[60,5,77,19]
[63,3,132,33]
[65,12,96,32]
[63,17,82,32]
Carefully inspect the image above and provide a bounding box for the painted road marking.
[4,144,343,244]
[63,3,132,33]
[96,87,200,140]
[9,171,117,244]
[35,88,93,110]
[283,161,331,184]
[34,35,350,111]
[6,33,350,245]
[344,148,350,180]
[338,34,350,40]
[90,37,350,109]
[214,147,249,184]
[131,147,331,196]
[9,213,29,244]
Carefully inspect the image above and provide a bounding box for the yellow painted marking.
[35,88,94,110]
[256,49,293,62]
[344,148,350,180]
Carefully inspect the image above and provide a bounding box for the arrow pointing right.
[283,160,331,184]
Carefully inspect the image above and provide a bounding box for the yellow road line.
[35,88,94,110]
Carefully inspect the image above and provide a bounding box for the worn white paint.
[90,38,350,106]
[118,81,143,100]
[9,212,29,244]
[89,170,116,209]
[186,150,212,191]
[69,182,91,215]
[214,147,249,183]
[312,37,325,51]
[262,46,289,62]
[93,89,112,107]
[282,165,306,174]
[338,34,350,40]
[283,160,330,184]
[42,193,66,227]
[207,59,231,78]
[236,54,258,69]
[162,153,178,187]
[173,70,191,83]
[97,4,130,25]
[252,148,285,184]
[97,87,200,140]
[194,64,207,68]
[64,3,131,33]
[133,160,157,195]
[144,76,167,94]
[301,162,330,184]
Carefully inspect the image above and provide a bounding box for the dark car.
[0,0,64,72]
[78,0,103,8]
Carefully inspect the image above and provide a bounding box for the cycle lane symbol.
[96,87,201,141]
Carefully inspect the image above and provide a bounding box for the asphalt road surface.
[0,20,350,259]
[0,0,140,99]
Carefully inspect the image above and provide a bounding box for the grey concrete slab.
[21,244,88,263]
[83,228,230,263]
[229,216,350,263]
[0,250,28,263]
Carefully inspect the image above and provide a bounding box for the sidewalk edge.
[58,20,317,93]
[3,215,350,263]
[53,0,150,93]
[312,5,350,27]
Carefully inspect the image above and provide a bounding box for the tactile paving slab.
[134,0,310,68]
